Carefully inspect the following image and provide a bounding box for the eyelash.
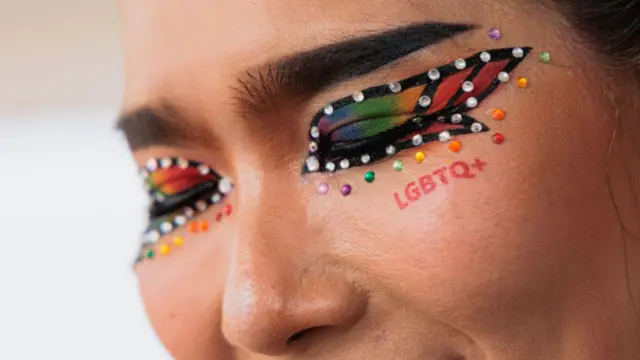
[303,47,531,174]
[139,157,234,243]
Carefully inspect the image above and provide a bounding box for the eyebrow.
[118,22,475,151]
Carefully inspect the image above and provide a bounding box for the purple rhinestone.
[340,184,352,196]
[317,183,330,195]
[488,28,501,40]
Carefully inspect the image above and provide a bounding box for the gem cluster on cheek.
[134,157,235,265]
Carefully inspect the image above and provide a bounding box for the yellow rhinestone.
[173,236,184,246]
[159,244,170,255]
[415,151,426,163]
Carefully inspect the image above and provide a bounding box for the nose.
[220,173,367,356]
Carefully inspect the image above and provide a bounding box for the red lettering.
[432,167,449,185]
[450,161,475,179]
[470,158,488,172]
[393,192,409,210]
[405,181,422,202]
[419,175,437,194]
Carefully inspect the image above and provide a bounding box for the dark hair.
[550,0,640,70]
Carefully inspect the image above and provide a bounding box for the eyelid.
[303,47,531,173]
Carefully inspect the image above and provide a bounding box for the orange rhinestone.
[187,221,199,233]
[448,140,462,153]
[491,108,506,121]
[159,244,170,255]
[414,151,426,164]
[173,236,184,246]
[516,77,528,89]
[199,220,209,232]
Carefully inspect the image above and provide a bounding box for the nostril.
[287,326,324,344]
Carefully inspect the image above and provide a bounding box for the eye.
[139,157,234,243]
[303,47,531,173]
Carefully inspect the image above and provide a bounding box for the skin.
[120,0,640,359]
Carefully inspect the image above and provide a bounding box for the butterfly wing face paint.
[304,47,532,173]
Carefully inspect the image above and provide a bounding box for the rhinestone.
[306,156,320,172]
[364,171,376,183]
[386,145,396,155]
[418,96,432,107]
[448,140,462,153]
[516,77,528,89]
[498,72,510,83]
[361,154,371,164]
[412,117,423,126]
[196,200,208,212]
[174,216,187,226]
[353,91,365,102]
[415,151,426,163]
[160,158,172,168]
[159,222,173,234]
[393,160,404,172]
[317,183,330,195]
[539,51,551,63]
[451,114,463,123]
[412,134,423,146]
[437,116,446,123]
[211,193,222,204]
[340,184,352,196]
[466,97,478,108]
[310,126,320,139]
[309,142,318,153]
[492,132,505,144]
[480,52,491,62]
[145,231,161,243]
[146,158,158,171]
[177,158,189,169]
[428,69,440,80]
[155,193,166,202]
[454,58,467,70]
[462,81,474,93]
[471,122,484,133]
[389,82,402,93]
[439,131,452,142]
[218,177,234,194]
[325,162,336,172]
[184,207,195,218]
[340,159,350,169]
[324,105,334,115]
[488,28,501,40]
[512,48,524,58]
[198,165,210,175]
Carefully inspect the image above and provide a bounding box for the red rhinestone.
[224,204,233,216]
[492,133,505,144]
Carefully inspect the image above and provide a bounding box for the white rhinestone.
[309,142,318,152]
[466,97,478,108]
[418,96,432,107]
[389,82,402,93]
[160,158,172,168]
[184,207,195,218]
[439,131,452,142]
[198,165,210,175]
[177,158,189,169]
[323,105,334,115]
[353,91,365,102]
[340,159,350,169]
[174,216,187,226]
[361,154,371,164]
[471,122,484,133]
[454,58,467,70]
[211,193,222,204]
[310,126,320,139]
[512,48,524,58]
[428,69,440,80]
[412,134,423,146]
[480,52,491,63]
[196,200,208,212]
[218,177,234,194]
[386,145,396,155]
[159,222,173,234]
[462,81,475,93]
[145,231,161,243]
[306,156,320,172]
[155,193,166,202]
[146,159,158,171]
[498,72,510,83]
[451,114,463,124]
[325,162,336,172]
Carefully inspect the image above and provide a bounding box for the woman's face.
[121,0,639,359]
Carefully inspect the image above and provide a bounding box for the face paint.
[134,157,234,265]
[393,159,488,210]
[303,47,531,174]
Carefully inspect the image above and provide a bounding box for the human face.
[120,0,636,359]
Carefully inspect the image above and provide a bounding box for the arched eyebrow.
[117,22,475,151]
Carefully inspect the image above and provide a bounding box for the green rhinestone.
[539,51,551,63]
[145,249,155,260]
[364,171,376,183]
[393,160,404,172]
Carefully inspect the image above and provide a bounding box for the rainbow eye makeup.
[303,47,532,173]
[135,157,234,264]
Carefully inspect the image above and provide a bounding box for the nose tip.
[221,269,367,356]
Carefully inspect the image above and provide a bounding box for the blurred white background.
[0,1,171,358]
